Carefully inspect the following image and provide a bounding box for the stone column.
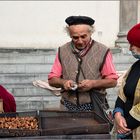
[115,0,138,50]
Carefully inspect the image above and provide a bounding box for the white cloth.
[117,70,127,86]
[33,80,61,96]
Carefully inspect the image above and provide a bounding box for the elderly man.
[48,15,118,111]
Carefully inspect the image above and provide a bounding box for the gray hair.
[64,25,95,36]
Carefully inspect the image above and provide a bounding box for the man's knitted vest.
[59,40,109,105]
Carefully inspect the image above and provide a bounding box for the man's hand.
[63,80,77,90]
[78,79,94,92]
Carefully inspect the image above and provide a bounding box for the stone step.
[5,86,54,97]
[0,64,52,73]
[115,63,132,71]
[0,54,55,64]
[15,96,61,111]
[111,48,136,64]
[0,73,49,84]
[0,48,56,56]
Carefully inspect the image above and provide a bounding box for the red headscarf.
[0,85,16,112]
[127,23,140,48]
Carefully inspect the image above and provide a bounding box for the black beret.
[65,16,95,26]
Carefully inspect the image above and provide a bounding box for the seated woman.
[0,85,16,112]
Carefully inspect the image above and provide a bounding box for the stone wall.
[0,47,136,111]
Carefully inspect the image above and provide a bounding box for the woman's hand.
[115,112,131,134]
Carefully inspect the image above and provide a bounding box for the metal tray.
[39,109,110,135]
[0,111,40,137]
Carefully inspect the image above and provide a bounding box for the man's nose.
[77,38,83,44]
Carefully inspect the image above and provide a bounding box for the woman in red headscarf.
[113,23,140,140]
[0,85,16,112]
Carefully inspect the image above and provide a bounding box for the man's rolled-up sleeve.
[101,51,118,80]
[48,53,62,79]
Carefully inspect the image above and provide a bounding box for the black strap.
[74,54,86,105]
[75,54,86,79]
[90,90,113,129]
[75,55,82,105]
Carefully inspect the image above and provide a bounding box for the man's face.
[69,24,92,49]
